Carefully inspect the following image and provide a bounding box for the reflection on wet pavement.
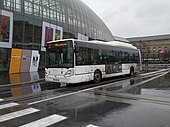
[121,72,170,96]
[142,73,170,90]
[0,71,45,85]
[0,71,63,98]
[69,100,130,121]
[92,76,150,96]
[32,93,131,124]
[0,73,10,85]
[0,82,61,98]
[91,71,170,98]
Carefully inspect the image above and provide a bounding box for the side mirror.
[74,46,79,53]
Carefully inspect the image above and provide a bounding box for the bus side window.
[76,53,82,65]
[90,49,99,65]
[75,47,83,65]
[98,50,102,64]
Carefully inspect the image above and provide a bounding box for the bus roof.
[88,40,137,50]
[47,39,137,50]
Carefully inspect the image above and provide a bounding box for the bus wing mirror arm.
[74,46,79,53]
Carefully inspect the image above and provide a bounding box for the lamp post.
[139,40,144,62]
[153,48,156,63]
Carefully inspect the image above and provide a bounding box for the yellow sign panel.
[9,48,22,73]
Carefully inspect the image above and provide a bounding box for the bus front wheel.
[94,70,102,83]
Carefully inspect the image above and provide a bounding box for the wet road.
[0,68,170,127]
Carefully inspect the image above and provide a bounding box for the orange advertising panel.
[9,48,22,73]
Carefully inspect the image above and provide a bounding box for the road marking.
[0,103,19,110]
[140,69,169,76]
[19,114,67,127]
[86,124,99,127]
[0,108,40,122]
[0,99,3,102]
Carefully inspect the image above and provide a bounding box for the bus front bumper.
[45,75,70,83]
[45,74,93,84]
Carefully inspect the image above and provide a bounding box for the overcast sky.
[81,0,170,38]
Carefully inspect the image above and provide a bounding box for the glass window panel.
[62,13,65,23]
[24,1,33,14]
[0,48,11,72]
[42,6,49,19]
[42,0,49,7]
[77,14,81,27]
[14,0,21,12]
[68,7,73,25]
[34,4,40,16]
[62,6,66,23]
[33,27,41,50]
[40,6,43,17]
[39,52,45,69]
[13,13,24,48]
[23,16,33,49]
[49,0,56,10]
[50,9,56,21]
[3,0,13,10]
[57,12,60,22]
[34,0,41,4]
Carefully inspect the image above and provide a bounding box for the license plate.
[53,79,59,82]
[60,82,67,87]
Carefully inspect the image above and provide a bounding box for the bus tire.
[129,67,134,77]
[94,70,102,83]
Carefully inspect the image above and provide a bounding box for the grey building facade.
[128,34,170,63]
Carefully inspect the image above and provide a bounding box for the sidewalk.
[0,71,45,86]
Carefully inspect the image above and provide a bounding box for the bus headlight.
[45,68,49,77]
[64,69,74,77]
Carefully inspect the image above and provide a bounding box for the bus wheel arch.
[94,69,102,83]
[129,66,134,76]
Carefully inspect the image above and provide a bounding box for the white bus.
[45,39,141,85]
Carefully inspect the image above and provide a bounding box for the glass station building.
[0,0,114,72]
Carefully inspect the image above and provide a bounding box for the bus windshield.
[46,40,74,68]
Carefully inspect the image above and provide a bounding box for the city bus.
[45,39,141,85]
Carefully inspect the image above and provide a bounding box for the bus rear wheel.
[94,70,101,83]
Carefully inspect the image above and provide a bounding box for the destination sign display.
[47,43,67,49]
